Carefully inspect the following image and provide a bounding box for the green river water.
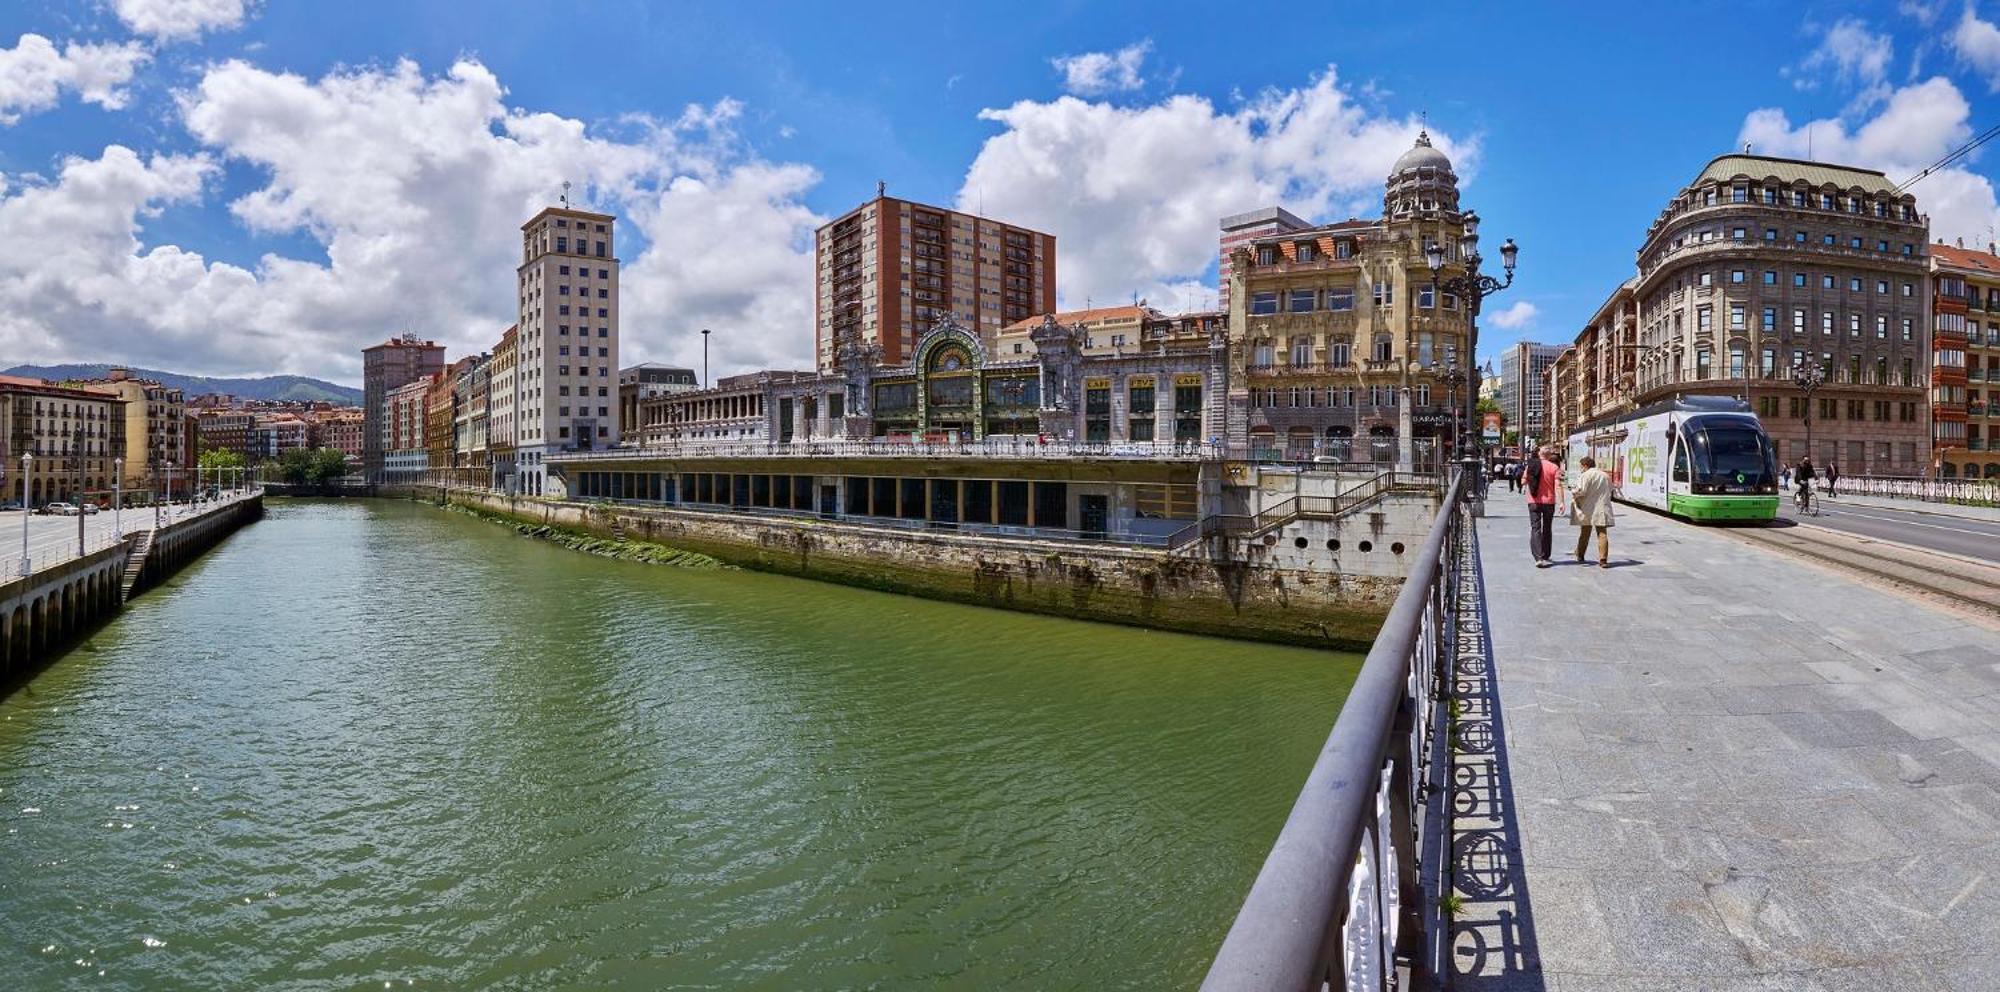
[0,499,1361,990]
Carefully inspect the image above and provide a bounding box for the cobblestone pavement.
[1459,499,2000,992]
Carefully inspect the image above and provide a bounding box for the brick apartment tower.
[514,206,620,497]
[814,189,1056,370]
[361,333,443,483]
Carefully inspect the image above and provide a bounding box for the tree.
[271,447,351,485]
[199,449,246,470]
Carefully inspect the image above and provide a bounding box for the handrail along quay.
[1202,469,1467,991]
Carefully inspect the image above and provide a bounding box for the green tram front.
[1566,395,1779,523]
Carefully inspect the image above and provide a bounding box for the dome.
[1392,129,1453,175]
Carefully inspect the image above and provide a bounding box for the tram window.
[1671,441,1690,482]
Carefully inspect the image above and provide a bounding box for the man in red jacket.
[1521,445,1562,568]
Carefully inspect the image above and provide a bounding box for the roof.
[1932,242,2000,275]
[999,304,1159,334]
[1220,205,1310,232]
[1244,218,1376,246]
[1692,154,1901,197]
[521,205,616,229]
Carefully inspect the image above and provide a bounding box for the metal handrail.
[547,438,1227,463]
[1834,474,2000,506]
[1202,469,1464,991]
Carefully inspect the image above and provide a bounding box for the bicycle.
[1794,480,1818,517]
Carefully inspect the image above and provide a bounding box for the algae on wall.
[444,501,726,568]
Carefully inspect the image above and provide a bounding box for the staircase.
[120,530,153,598]
[1166,470,1443,558]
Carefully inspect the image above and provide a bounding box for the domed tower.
[1384,129,1461,217]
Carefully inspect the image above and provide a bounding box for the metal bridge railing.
[1201,469,1465,992]
[1835,475,2000,507]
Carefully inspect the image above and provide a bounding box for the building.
[1224,131,1488,465]
[194,409,255,461]
[991,305,1163,360]
[321,410,364,468]
[486,326,517,491]
[1496,341,1567,451]
[515,206,621,496]
[617,363,698,436]
[251,414,311,460]
[814,189,1056,370]
[451,354,490,478]
[1218,207,1311,312]
[1544,346,1578,447]
[426,362,458,483]
[1609,153,1931,476]
[0,376,127,507]
[1930,241,2000,478]
[383,376,432,482]
[361,333,445,482]
[67,367,185,493]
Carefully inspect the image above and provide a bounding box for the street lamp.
[165,460,175,522]
[702,328,712,389]
[114,457,123,539]
[1793,357,1827,470]
[18,452,30,576]
[1438,361,1470,479]
[1429,226,1519,481]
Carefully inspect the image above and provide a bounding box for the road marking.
[1817,507,2000,538]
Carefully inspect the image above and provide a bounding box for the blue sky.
[2,0,1997,385]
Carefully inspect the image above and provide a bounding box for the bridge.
[1202,475,2000,991]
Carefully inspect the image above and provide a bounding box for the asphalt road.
[1778,496,2000,564]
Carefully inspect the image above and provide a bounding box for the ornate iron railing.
[1835,474,2000,506]
[1202,469,1465,991]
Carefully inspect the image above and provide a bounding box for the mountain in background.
[2,364,362,405]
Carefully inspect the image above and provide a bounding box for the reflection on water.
[0,499,1360,989]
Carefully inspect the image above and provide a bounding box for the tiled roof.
[1932,242,2000,274]
[1000,305,1156,333]
[1693,154,1900,197]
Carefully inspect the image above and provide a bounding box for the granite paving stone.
[1462,501,2000,990]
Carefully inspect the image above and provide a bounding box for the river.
[0,499,1361,990]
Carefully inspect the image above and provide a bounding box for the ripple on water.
[0,499,1359,988]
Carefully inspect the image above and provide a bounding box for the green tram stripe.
[1667,493,1779,521]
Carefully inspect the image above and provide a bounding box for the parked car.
[0,500,21,511]
[80,503,99,515]
[42,502,78,516]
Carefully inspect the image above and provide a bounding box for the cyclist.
[1794,457,1817,514]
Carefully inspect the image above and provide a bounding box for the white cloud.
[1049,40,1151,96]
[0,33,150,125]
[1486,301,1538,330]
[1791,17,1893,90]
[1951,3,2000,89]
[1738,77,2000,247]
[112,0,253,44]
[959,65,1474,315]
[0,56,825,380]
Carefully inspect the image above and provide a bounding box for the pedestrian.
[1522,444,1561,567]
[1507,459,1520,493]
[1570,454,1615,568]
[1826,462,1840,498]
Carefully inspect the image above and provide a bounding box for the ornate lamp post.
[1427,224,1519,481]
[1437,362,1469,475]
[18,452,31,576]
[1794,357,1826,469]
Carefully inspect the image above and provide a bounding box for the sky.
[4,1,2000,388]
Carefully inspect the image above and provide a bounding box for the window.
[1822,311,1833,334]
[1256,246,1277,265]
[1732,187,1747,203]
[1249,291,1278,315]
[1295,242,1316,262]
[1699,272,1714,287]
[1329,342,1351,366]
[1763,228,1778,241]
[1763,270,1777,285]
[1793,308,1805,332]
[1794,231,1808,243]
[1289,289,1316,313]
[1373,281,1394,306]
[1793,273,1807,287]
[1697,306,1713,332]
[1902,282,1914,297]
[1849,277,1862,292]
[1732,227,1747,240]
[1334,240,1353,260]
[1290,336,1313,366]
[1823,234,1837,245]
[1761,347,1776,377]
[1129,382,1156,441]
[1729,345,1745,379]
[1418,284,1436,308]
[1851,237,1864,249]
[1762,306,1776,331]
[1875,315,1887,338]
[1901,318,1913,341]
[1877,240,1889,252]
[1730,303,1746,329]
[1849,314,1861,337]
[1822,275,1836,289]
[1876,280,1888,294]
[1731,270,1746,284]
[1325,287,1355,311]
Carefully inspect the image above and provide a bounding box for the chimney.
[1957,237,1965,249]
[108,367,130,382]
[1989,242,1996,255]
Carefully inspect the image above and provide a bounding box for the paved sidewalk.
[1465,499,2000,991]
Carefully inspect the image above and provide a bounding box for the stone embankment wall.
[0,496,263,686]
[385,485,1427,649]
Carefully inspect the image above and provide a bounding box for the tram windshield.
[1685,419,1776,493]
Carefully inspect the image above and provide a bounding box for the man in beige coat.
[1570,454,1615,568]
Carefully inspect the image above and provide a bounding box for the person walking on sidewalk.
[1570,454,1615,568]
[1826,462,1840,498]
[1522,445,1561,567]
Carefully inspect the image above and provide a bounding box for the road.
[0,493,255,575]
[1778,495,2000,564]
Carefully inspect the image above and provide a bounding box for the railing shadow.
[1447,522,1544,990]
